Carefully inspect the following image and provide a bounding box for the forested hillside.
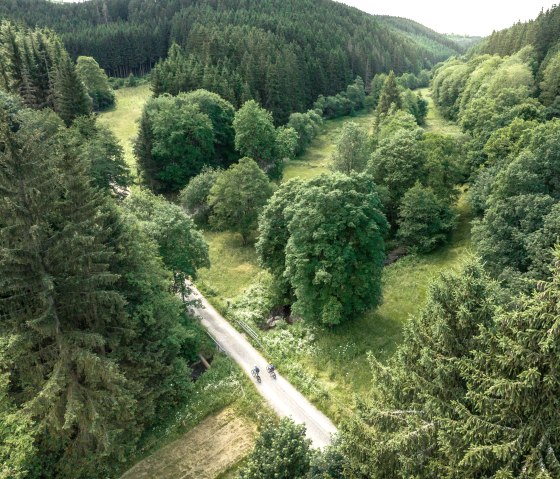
[0,0,460,121]
[475,4,560,64]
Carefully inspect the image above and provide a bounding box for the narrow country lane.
[189,283,338,449]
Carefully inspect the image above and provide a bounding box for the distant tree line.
[0,0,461,121]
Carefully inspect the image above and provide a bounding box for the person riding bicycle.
[252,365,260,376]
[266,364,275,373]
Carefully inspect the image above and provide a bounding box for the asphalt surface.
[189,283,337,449]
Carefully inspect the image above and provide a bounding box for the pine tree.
[53,53,92,126]
[0,110,134,477]
[377,70,402,115]
[455,250,560,477]
[342,259,499,478]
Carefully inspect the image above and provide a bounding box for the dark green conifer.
[53,53,92,126]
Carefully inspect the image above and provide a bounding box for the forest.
[0,0,460,121]
[1,1,560,478]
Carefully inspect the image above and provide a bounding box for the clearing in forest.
[120,408,256,479]
[98,83,151,174]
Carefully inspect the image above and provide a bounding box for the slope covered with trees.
[0,26,213,479]
[0,0,460,121]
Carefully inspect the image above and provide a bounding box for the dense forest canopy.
[0,0,461,120]
[474,4,560,66]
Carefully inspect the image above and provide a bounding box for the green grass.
[97,83,151,175]
[197,231,260,311]
[284,109,376,180]
[417,87,462,136]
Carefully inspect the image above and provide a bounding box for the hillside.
[0,0,460,121]
[474,3,560,64]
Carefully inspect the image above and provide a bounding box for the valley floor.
[102,87,472,477]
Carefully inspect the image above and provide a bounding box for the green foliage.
[369,73,387,109]
[287,109,323,156]
[314,78,367,119]
[76,56,115,111]
[233,100,278,176]
[275,126,298,162]
[135,93,215,192]
[368,127,427,225]
[472,120,560,285]
[53,52,93,126]
[238,418,312,479]
[209,157,274,245]
[258,173,388,326]
[397,182,457,253]
[421,132,463,199]
[179,166,223,226]
[376,71,402,115]
[180,89,237,166]
[453,251,560,477]
[330,121,370,174]
[123,188,210,295]
[341,259,500,478]
[67,115,131,195]
[0,373,36,479]
[403,89,428,125]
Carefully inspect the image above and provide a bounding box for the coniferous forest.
[0,0,460,121]
[1,1,560,478]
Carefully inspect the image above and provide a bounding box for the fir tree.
[377,71,402,116]
[53,53,92,126]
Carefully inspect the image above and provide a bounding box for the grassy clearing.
[417,87,462,136]
[98,84,151,175]
[284,109,376,180]
[118,355,272,479]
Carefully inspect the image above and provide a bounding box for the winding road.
[189,283,337,449]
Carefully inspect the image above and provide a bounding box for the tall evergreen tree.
[0,109,133,477]
[53,53,92,126]
[454,250,560,477]
[377,71,402,115]
[341,259,500,478]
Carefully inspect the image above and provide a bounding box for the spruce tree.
[342,259,499,478]
[53,53,92,126]
[455,250,560,477]
[377,71,402,116]
[0,109,133,477]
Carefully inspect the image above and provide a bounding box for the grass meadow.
[102,84,473,426]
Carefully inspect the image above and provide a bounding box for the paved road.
[189,283,337,449]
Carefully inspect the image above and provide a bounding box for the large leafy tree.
[331,121,370,174]
[75,56,115,111]
[238,418,312,479]
[397,182,456,253]
[258,173,388,326]
[233,100,278,175]
[368,128,427,226]
[135,94,215,192]
[179,166,223,225]
[209,157,274,245]
[123,188,210,298]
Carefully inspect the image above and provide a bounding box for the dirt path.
[190,283,337,449]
